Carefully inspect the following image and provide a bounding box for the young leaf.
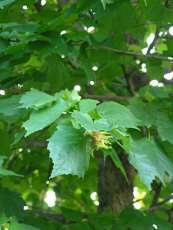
[79,99,99,113]
[20,88,55,110]
[71,111,94,131]
[48,124,92,178]
[23,99,67,136]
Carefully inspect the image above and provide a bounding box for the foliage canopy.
[1,0,173,229]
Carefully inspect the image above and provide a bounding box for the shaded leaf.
[48,124,92,178]
[129,138,173,188]
[103,148,127,179]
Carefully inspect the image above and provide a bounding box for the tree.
[0,0,173,229]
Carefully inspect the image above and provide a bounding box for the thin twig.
[121,64,136,96]
[149,194,173,212]
[147,28,159,54]
[85,94,129,101]
[91,46,173,61]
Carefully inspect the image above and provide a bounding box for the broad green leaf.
[128,98,155,127]
[9,220,39,230]
[129,138,173,188]
[0,188,24,217]
[103,148,127,180]
[20,88,55,110]
[93,119,112,131]
[97,102,138,129]
[23,99,67,136]
[156,112,173,144]
[72,111,113,131]
[71,111,94,131]
[48,124,92,178]
[79,99,99,113]
[0,95,23,120]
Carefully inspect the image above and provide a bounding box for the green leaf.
[71,111,94,131]
[97,102,138,129]
[0,95,23,120]
[79,99,99,113]
[9,220,39,230]
[20,88,55,110]
[0,213,8,226]
[156,112,173,144]
[0,188,24,217]
[129,138,173,188]
[23,99,67,136]
[93,119,112,131]
[48,124,92,178]
[101,0,113,9]
[103,148,127,180]
[0,0,16,9]
[128,98,155,127]
[0,155,22,177]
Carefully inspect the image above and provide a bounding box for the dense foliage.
[1,0,173,229]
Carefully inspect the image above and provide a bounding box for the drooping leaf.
[23,99,68,136]
[129,138,173,188]
[103,148,127,180]
[20,88,55,110]
[48,124,92,178]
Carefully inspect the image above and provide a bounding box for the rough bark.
[98,151,134,213]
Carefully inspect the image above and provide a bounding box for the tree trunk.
[98,151,134,213]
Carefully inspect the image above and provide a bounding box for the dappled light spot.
[169,26,173,36]
[92,66,98,71]
[74,85,81,92]
[41,0,47,6]
[152,224,158,229]
[0,89,5,96]
[149,80,164,87]
[60,30,67,36]
[44,190,56,207]
[164,72,173,80]
[22,5,28,10]
[89,80,95,86]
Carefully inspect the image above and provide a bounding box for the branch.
[85,94,129,101]
[150,182,162,208]
[121,65,135,96]
[28,206,87,224]
[149,194,173,212]
[25,140,48,148]
[91,46,173,61]
[147,28,159,54]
